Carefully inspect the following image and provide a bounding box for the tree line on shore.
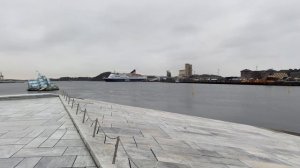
[50,72,111,81]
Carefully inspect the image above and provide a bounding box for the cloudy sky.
[0,0,299,79]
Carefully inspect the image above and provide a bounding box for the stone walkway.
[1,94,300,168]
[0,97,96,168]
[63,97,300,168]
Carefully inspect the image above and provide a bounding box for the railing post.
[76,103,79,115]
[93,118,98,137]
[82,109,86,123]
[71,99,75,108]
[128,158,132,168]
[112,137,120,164]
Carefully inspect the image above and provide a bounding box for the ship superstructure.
[105,70,147,82]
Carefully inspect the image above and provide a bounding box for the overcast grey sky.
[0,0,299,79]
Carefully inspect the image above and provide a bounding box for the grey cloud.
[0,0,300,79]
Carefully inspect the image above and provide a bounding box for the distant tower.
[185,64,192,77]
[0,72,3,80]
[167,71,171,78]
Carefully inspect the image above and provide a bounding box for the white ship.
[105,70,147,82]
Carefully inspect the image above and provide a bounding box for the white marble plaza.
[1,93,300,168]
[63,96,300,168]
[0,96,96,168]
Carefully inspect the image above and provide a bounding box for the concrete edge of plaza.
[0,93,58,101]
[58,95,103,168]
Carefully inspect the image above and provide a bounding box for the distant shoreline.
[177,81,300,86]
[54,80,300,86]
[3,79,300,87]
[0,80,25,83]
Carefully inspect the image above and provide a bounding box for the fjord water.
[1,81,300,133]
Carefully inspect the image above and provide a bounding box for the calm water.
[1,81,300,133]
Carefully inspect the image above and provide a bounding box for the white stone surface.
[2,94,299,168]
[62,96,300,168]
[0,97,96,168]
[15,157,42,168]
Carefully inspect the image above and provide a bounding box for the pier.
[0,93,299,167]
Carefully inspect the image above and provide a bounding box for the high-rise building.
[179,70,185,77]
[178,64,192,78]
[167,71,171,78]
[185,64,192,77]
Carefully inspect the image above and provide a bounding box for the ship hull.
[105,78,146,82]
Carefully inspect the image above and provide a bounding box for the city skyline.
[1,0,300,79]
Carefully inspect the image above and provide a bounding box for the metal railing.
[60,90,154,168]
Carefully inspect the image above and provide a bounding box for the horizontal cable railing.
[60,90,158,168]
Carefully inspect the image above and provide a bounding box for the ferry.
[28,73,59,91]
[105,70,147,82]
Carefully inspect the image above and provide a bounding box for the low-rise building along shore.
[241,69,300,81]
[167,67,300,86]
